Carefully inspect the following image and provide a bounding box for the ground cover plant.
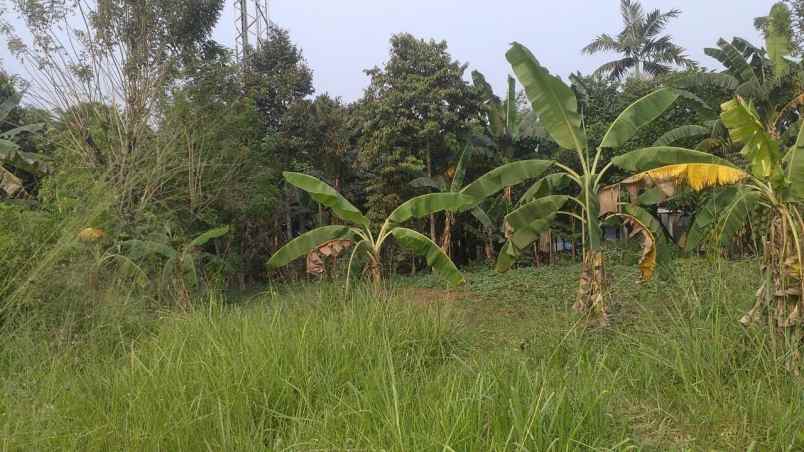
[0,0,802,450]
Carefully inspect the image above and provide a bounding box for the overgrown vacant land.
[1,0,804,450]
[1,258,801,450]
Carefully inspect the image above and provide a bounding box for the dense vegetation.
[0,0,802,449]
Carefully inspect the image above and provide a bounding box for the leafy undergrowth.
[1,258,802,450]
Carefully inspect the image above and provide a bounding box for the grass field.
[1,257,802,450]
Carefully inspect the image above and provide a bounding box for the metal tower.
[235,0,271,64]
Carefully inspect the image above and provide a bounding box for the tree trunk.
[368,252,382,294]
[440,212,453,258]
[740,213,802,373]
[427,148,437,242]
[574,249,608,326]
[285,190,293,241]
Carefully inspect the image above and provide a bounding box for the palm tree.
[583,0,696,80]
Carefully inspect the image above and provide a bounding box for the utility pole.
[235,0,271,66]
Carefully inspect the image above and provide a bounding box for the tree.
[621,96,803,372]
[267,172,472,289]
[0,90,48,197]
[583,0,696,80]
[468,43,685,325]
[410,145,494,258]
[244,25,314,132]
[357,33,481,238]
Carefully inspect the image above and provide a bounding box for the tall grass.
[1,260,802,450]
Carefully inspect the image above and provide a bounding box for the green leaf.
[410,176,446,192]
[450,145,472,192]
[470,207,494,231]
[654,125,711,146]
[600,88,681,149]
[720,98,781,179]
[611,146,738,173]
[267,226,356,269]
[670,72,739,91]
[622,205,667,244]
[284,172,369,228]
[505,195,569,236]
[636,187,666,205]
[506,42,586,151]
[0,143,52,176]
[706,39,755,82]
[0,93,21,123]
[685,187,739,251]
[518,173,572,207]
[495,195,568,272]
[190,226,230,247]
[713,187,761,247]
[0,123,44,140]
[123,240,178,260]
[789,121,804,201]
[390,227,464,286]
[387,193,475,225]
[461,159,554,207]
[766,3,795,77]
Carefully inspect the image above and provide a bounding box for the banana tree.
[661,3,801,151]
[0,93,48,197]
[472,42,685,324]
[124,226,231,308]
[411,144,499,259]
[267,172,474,288]
[621,96,802,363]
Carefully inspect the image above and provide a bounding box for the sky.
[1,1,775,102]
[211,0,771,101]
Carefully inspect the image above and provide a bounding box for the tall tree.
[582,0,696,80]
[357,33,481,239]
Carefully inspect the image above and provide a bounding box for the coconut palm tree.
[583,0,696,80]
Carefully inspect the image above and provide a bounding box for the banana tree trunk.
[440,212,454,258]
[574,249,608,326]
[740,213,802,373]
[427,149,437,242]
[368,251,383,292]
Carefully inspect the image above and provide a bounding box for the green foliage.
[582,0,696,79]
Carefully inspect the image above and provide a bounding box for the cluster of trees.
[0,0,801,347]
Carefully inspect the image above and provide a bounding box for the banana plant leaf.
[387,193,475,225]
[461,159,554,208]
[283,172,369,228]
[495,195,569,272]
[505,195,570,234]
[390,227,464,286]
[685,187,740,251]
[495,216,557,273]
[600,88,681,149]
[654,125,710,147]
[267,225,356,269]
[189,226,230,247]
[612,147,740,172]
[518,173,572,207]
[123,240,178,261]
[410,176,447,192]
[720,98,781,179]
[789,122,804,201]
[506,42,586,151]
[450,145,472,192]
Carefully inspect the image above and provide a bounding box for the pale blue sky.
[210,0,771,101]
[0,1,775,102]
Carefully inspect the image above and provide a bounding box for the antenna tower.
[235,0,271,65]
